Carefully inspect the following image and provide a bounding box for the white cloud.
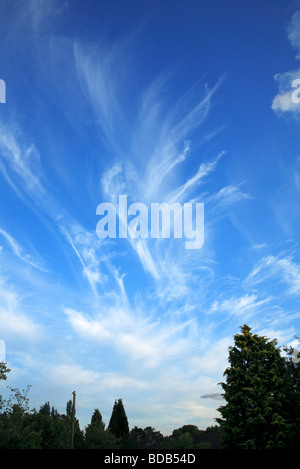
[168,151,225,204]
[246,255,300,296]
[76,41,229,284]
[272,10,300,115]
[49,364,148,392]
[0,123,44,198]
[272,70,300,114]
[64,306,196,368]
[205,182,252,209]
[287,10,300,59]
[0,227,47,272]
[0,278,41,340]
[59,224,108,296]
[209,293,272,319]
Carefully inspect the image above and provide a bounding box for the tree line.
[0,324,299,449]
[0,380,219,449]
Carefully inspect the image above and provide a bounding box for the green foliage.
[0,363,11,413]
[4,385,32,413]
[39,401,51,416]
[281,344,300,447]
[172,424,200,438]
[129,426,164,449]
[217,324,299,449]
[84,408,116,449]
[162,424,220,449]
[0,388,85,449]
[108,398,129,443]
[0,362,11,381]
[164,432,195,449]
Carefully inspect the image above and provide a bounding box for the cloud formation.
[272,10,300,115]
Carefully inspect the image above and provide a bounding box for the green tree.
[130,426,163,449]
[172,424,200,438]
[216,324,293,449]
[0,361,11,412]
[4,385,32,413]
[108,398,129,444]
[39,401,51,416]
[0,362,11,381]
[64,399,84,448]
[85,408,106,448]
[281,343,300,447]
[163,432,195,449]
[66,399,73,418]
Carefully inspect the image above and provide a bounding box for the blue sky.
[0,0,300,435]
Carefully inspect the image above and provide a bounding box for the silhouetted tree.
[108,398,129,444]
[39,402,51,416]
[130,426,163,448]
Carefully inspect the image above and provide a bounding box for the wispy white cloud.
[168,151,225,205]
[59,224,107,297]
[287,10,300,59]
[74,38,133,151]
[209,293,272,321]
[64,305,196,368]
[272,10,300,115]
[246,255,300,296]
[205,181,252,210]
[0,122,44,200]
[0,277,41,340]
[0,227,47,272]
[49,364,149,392]
[28,0,68,33]
[74,40,230,284]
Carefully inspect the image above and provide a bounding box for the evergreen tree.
[281,343,300,447]
[217,324,293,449]
[66,399,73,419]
[39,402,51,416]
[85,408,106,448]
[108,399,129,441]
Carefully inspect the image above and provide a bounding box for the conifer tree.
[85,408,106,449]
[217,325,293,449]
[108,398,129,440]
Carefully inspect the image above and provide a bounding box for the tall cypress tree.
[217,324,293,449]
[108,399,129,440]
[85,409,106,449]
